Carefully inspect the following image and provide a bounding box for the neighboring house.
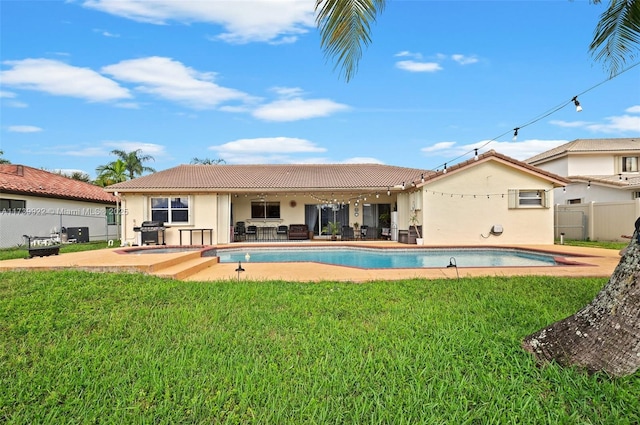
[0,164,118,248]
[526,138,640,204]
[106,150,568,246]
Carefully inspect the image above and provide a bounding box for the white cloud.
[253,98,349,121]
[209,136,328,164]
[451,54,478,65]
[422,139,570,162]
[102,56,253,109]
[625,105,640,114]
[421,142,457,152]
[585,115,640,133]
[343,157,384,164]
[8,125,42,133]
[81,0,315,44]
[549,120,591,128]
[551,108,640,133]
[0,58,131,102]
[210,137,326,154]
[395,60,442,73]
[63,146,110,157]
[0,90,16,98]
[104,140,167,156]
[270,86,305,98]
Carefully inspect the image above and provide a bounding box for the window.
[622,156,638,172]
[0,198,26,212]
[251,201,280,219]
[567,198,582,204]
[106,207,120,225]
[150,197,190,224]
[508,189,549,209]
[633,192,640,200]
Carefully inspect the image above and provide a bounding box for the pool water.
[213,247,559,268]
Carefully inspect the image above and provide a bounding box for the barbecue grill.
[133,220,167,245]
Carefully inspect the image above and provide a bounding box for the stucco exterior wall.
[567,154,614,175]
[420,161,556,245]
[0,194,116,248]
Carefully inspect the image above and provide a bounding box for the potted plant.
[353,221,360,232]
[409,211,423,245]
[323,221,340,241]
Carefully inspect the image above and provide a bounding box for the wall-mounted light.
[572,96,583,112]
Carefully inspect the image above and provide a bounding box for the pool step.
[153,256,219,280]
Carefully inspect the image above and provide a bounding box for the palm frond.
[316,0,386,82]
[590,0,640,77]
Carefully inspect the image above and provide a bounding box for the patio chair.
[381,227,391,240]
[234,221,246,241]
[360,225,368,240]
[341,226,354,241]
[246,225,257,240]
[276,225,288,240]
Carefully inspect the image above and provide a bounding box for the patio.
[0,241,622,283]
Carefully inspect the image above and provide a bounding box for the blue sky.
[1,0,639,179]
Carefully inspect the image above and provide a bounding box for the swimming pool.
[211,247,561,268]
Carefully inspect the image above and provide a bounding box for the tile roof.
[0,164,116,204]
[525,138,640,164]
[417,150,570,187]
[105,163,434,192]
[566,174,640,189]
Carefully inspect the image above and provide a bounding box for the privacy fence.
[554,199,640,242]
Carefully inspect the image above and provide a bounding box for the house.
[0,164,118,248]
[105,150,568,246]
[526,138,640,204]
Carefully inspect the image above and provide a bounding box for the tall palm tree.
[95,159,129,187]
[590,0,640,77]
[110,149,156,180]
[0,150,10,164]
[316,0,639,81]
[190,157,226,165]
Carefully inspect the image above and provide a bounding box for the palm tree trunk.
[522,220,640,377]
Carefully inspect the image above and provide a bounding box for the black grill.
[134,221,167,245]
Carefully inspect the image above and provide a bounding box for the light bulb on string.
[474,149,478,161]
[572,96,583,112]
[443,163,447,174]
[512,128,519,142]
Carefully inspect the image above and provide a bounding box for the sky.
[1,0,639,179]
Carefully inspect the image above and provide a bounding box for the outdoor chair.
[234,221,246,241]
[246,225,257,240]
[341,226,354,241]
[381,227,391,240]
[276,225,289,240]
[360,225,368,240]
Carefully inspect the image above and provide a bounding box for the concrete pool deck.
[0,241,623,282]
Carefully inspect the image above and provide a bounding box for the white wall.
[567,154,614,175]
[421,161,556,245]
[0,194,116,248]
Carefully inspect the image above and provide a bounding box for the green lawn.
[1,271,638,424]
[0,240,119,261]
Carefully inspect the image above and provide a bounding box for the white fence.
[0,211,119,248]
[554,199,640,242]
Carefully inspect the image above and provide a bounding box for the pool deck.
[0,241,623,282]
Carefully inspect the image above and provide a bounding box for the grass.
[1,271,638,424]
[0,240,120,261]
[558,239,628,250]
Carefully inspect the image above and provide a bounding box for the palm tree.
[95,159,129,187]
[316,0,639,81]
[110,149,156,180]
[190,157,226,165]
[590,0,640,77]
[0,150,10,164]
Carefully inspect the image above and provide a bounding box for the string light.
[572,96,583,112]
[443,163,447,174]
[421,173,425,183]
[587,181,591,189]
[387,187,391,196]
[415,61,639,181]
[474,149,478,161]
